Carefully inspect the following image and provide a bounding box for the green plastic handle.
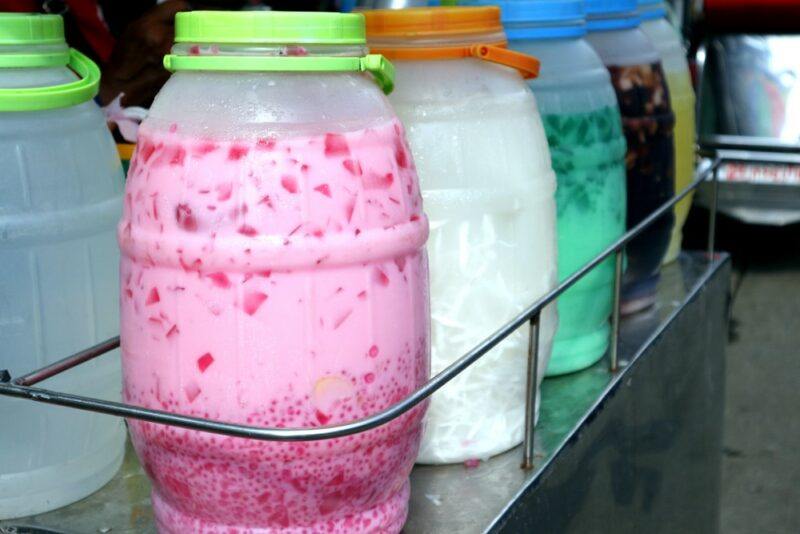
[163,53,395,95]
[0,49,100,112]
[360,54,394,95]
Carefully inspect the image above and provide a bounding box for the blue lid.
[585,0,640,31]
[637,0,667,21]
[341,0,448,10]
[459,1,586,40]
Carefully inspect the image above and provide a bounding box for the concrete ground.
[686,211,800,534]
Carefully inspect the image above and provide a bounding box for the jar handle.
[469,44,540,80]
[0,49,101,112]
[360,54,395,95]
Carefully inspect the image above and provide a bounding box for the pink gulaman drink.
[119,115,430,532]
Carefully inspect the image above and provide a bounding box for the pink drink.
[119,118,429,533]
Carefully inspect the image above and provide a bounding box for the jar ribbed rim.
[174,11,367,45]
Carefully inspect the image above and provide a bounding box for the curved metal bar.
[0,158,721,442]
[14,336,120,386]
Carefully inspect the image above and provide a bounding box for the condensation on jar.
[119,11,430,533]
[467,0,628,376]
[365,6,558,465]
[585,0,676,315]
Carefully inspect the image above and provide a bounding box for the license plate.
[719,162,800,185]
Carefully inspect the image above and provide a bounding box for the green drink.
[544,106,627,375]
[463,0,630,376]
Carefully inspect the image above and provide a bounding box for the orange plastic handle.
[371,42,540,80]
[370,41,507,61]
[470,44,540,79]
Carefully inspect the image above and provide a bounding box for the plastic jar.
[639,0,696,264]
[464,0,627,375]
[365,6,558,464]
[0,13,125,518]
[119,11,429,533]
[586,0,676,314]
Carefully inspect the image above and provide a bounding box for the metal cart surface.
[0,252,730,534]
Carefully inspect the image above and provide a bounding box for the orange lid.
[363,7,539,80]
[363,6,503,39]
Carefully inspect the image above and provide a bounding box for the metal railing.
[0,154,724,470]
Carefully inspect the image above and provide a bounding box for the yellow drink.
[664,69,696,263]
[641,14,697,264]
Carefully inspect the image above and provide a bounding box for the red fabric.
[64,0,115,63]
[705,0,800,32]
[0,0,39,10]
[706,0,800,6]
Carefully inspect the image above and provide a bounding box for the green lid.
[0,13,69,68]
[0,13,65,46]
[165,11,394,94]
[174,11,366,45]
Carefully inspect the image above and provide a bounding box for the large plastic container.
[464,0,627,376]
[0,14,125,518]
[365,6,558,464]
[585,0,676,314]
[639,0,696,265]
[120,12,429,533]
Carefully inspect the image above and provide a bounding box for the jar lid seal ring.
[163,53,396,94]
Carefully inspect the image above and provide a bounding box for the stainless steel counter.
[1,252,730,534]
